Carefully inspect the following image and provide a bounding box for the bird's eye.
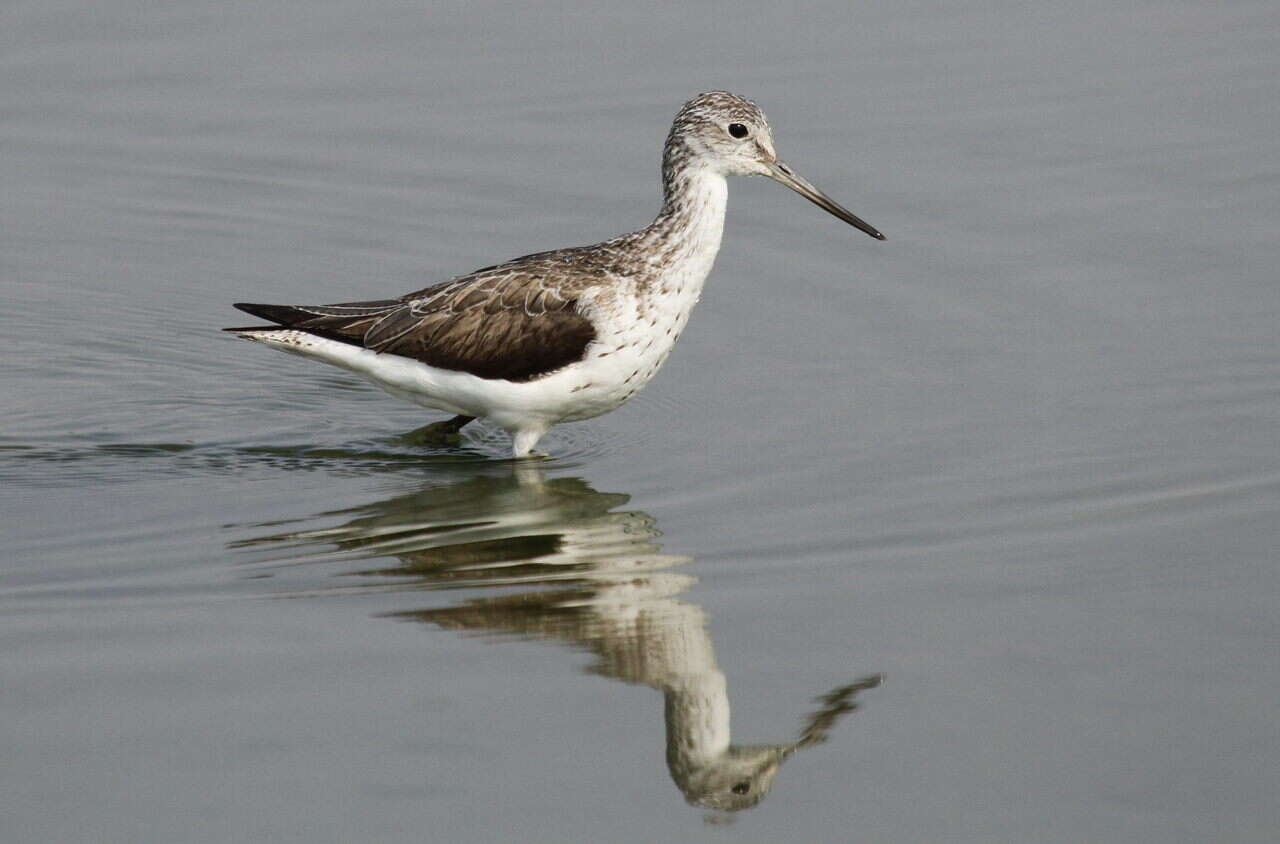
[731,782,751,795]
[727,123,749,139]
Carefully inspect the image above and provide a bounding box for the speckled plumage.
[227,92,885,457]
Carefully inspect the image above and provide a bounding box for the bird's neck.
[642,158,728,279]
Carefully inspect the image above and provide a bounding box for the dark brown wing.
[228,258,600,383]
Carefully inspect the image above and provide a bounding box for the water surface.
[3,1,1279,841]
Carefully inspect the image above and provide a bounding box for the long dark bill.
[767,161,886,241]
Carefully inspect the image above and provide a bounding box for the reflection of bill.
[239,465,882,812]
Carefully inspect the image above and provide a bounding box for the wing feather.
[228,250,606,382]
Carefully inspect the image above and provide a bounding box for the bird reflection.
[235,464,881,812]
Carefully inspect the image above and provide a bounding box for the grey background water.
[3,1,1278,841]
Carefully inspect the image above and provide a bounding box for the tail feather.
[224,300,402,345]
[223,325,286,334]
[231,302,315,326]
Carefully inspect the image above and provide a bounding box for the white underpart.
[236,168,730,458]
[565,168,727,420]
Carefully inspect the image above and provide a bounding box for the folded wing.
[228,269,598,383]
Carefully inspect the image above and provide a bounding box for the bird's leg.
[511,425,550,459]
[437,415,476,434]
[401,415,476,445]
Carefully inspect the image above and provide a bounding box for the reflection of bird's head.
[674,743,794,811]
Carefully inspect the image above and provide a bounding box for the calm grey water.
[4,1,1279,841]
